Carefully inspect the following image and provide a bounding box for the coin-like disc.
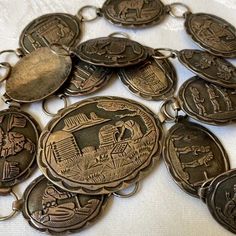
[6,47,72,103]
[38,96,163,194]
[205,169,236,234]
[163,118,229,197]
[22,175,108,234]
[0,108,40,189]
[75,37,152,67]
[102,0,166,28]
[185,13,236,58]
[178,49,236,88]
[63,59,113,96]
[178,76,236,125]
[118,56,177,100]
[19,13,80,54]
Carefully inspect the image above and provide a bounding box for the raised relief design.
[118,57,176,100]
[102,0,166,27]
[163,120,229,196]
[19,13,80,53]
[185,13,236,57]
[76,37,149,67]
[38,97,162,194]
[178,49,236,88]
[178,76,236,125]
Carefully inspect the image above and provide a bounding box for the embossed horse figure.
[118,0,149,19]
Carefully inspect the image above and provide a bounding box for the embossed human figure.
[176,145,211,155]
[206,84,221,113]
[218,88,233,111]
[190,86,207,116]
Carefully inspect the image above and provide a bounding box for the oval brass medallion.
[185,13,236,58]
[102,0,166,28]
[163,119,229,197]
[38,96,163,194]
[118,56,177,100]
[6,47,72,103]
[19,13,80,54]
[178,76,236,125]
[22,175,108,233]
[0,108,40,189]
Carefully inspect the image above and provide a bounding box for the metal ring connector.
[42,94,68,117]
[48,43,71,57]
[0,62,11,83]
[108,32,130,39]
[0,49,21,57]
[167,2,191,19]
[0,190,19,221]
[77,6,102,22]
[153,48,178,60]
[113,182,140,198]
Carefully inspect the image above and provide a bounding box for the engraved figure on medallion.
[206,84,221,113]
[190,87,207,116]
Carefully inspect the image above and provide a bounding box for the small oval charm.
[38,96,163,195]
[163,118,229,197]
[19,13,81,54]
[178,76,236,125]
[185,13,236,58]
[22,175,108,233]
[0,108,40,189]
[63,59,113,96]
[102,0,166,28]
[205,169,236,234]
[118,56,177,100]
[75,37,151,67]
[6,47,72,103]
[178,49,236,88]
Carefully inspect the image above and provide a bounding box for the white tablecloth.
[0,0,236,235]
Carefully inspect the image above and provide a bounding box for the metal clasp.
[113,182,140,198]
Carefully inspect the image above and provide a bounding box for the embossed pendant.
[0,108,40,189]
[178,49,236,88]
[22,175,109,233]
[101,0,167,28]
[118,56,177,100]
[184,13,236,58]
[178,76,236,125]
[75,37,153,67]
[63,59,113,96]
[163,117,229,197]
[204,169,236,234]
[5,47,72,103]
[38,96,163,195]
[19,13,81,54]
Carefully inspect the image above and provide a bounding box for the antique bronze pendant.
[38,96,163,195]
[163,117,230,197]
[178,76,236,125]
[21,175,109,233]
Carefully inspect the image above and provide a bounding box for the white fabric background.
[0,0,235,235]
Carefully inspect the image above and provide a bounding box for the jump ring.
[113,182,140,198]
[108,32,130,39]
[167,3,191,19]
[77,6,102,22]
[153,48,178,59]
[0,62,11,83]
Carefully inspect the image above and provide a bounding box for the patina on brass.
[6,47,72,103]
[22,175,109,233]
[38,96,163,195]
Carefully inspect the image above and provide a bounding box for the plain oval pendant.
[22,175,108,233]
[38,96,163,195]
[118,57,177,100]
[178,76,236,125]
[163,119,229,197]
[102,0,166,28]
[75,37,151,67]
[185,13,236,58]
[178,49,236,88]
[6,47,72,103]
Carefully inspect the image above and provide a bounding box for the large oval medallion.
[163,119,229,197]
[75,37,151,67]
[102,0,166,28]
[185,13,236,58]
[118,56,177,100]
[178,49,236,88]
[0,108,40,189]
[6,47,72,103]
[178,76,236,125]
[38,96,163,194]
[19,13,80,54]
[22,175,108,233]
